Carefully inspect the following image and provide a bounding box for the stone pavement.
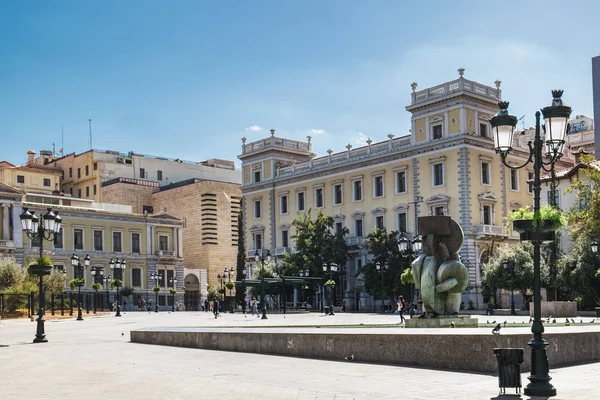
[1,311,599,400]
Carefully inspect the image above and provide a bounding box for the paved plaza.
[1,311,599,400]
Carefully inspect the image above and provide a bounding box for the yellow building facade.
[238,69,568,310]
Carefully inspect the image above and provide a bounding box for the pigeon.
[450,322,455,328]
[566,318,570,324]
[529,317,533,323]
[487,320,490,324]
[492,324,501,334]
[503,321,507,328]
[345,355,355,361]
[591,319,596,323]
[581,319,583,324]
[552,319,556,324]
[121,333,124,336]
[492,320,496,324]
[571,318,576,323]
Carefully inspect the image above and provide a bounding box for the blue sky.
[1,1,599,166]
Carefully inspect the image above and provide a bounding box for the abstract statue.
[411,216,469,316]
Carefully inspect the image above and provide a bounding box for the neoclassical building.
[238,69,572,310]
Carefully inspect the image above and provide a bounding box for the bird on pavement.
[487,320,490,324]
[571,318,576,323]
[492,320,496,324]
[566,318,570,324]
[529,317,533,323]
[591,319,596,323]
[450,322,455,328]
[345,355,355,361]
[492,324,501,334]
[552,319,556,323]
[503,321,507,327]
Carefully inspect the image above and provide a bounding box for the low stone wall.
[530,301,578,318]
[130,328,600,373]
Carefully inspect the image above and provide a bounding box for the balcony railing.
[346,236,365,246]
[474,225,507,237]
[242,137,311,155]
[0,240,14,249]
[155,250,175,257]
[412,78,500,105]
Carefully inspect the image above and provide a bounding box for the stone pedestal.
[405,315,478,328]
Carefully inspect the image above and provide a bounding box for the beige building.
[0,151,62,196]
[238,69,572,310]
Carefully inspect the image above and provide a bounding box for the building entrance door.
[183,273,200,311]
[184,291,198,311]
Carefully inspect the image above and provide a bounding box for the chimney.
[26,150,36,165]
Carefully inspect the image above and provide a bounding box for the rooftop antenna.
[89,119,93,150]
[52,141,56,156]
[61,124,64,156]
[518,115,525,130]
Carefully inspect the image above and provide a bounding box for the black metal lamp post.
[225,267,234,313]
[71,254,90,321]
[90,265,104,314]
[503,261,516,315]
[103,275,111,311]
[322,263,338,315]
[254,249,271,320]
[490,91,571,398]
[299,269,309,306]
[150,272,162,312]
[375,262,389,313]
[19,207,62,343]
[109,258,127,317]
[169,277,178,312]
[397,235,422,312]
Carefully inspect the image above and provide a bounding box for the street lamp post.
[503,261,516,315]
[90,265,104,314]
[375,262,389,313]
[322,263,338,315]
[19,207,62,343]
[150,272,162,312]
[71,254,90,321]
[490,91,571,398]
[109,259,127,317]
[254,250,271,320]
[169,277,178,312]
[299,269,309,307]
[225,267,234,313]
[103,275,111,311]
[398,235,423,313]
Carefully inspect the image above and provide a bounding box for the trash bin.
[493,348,524,395]
[324,306,330,314]
[595,307,600,318]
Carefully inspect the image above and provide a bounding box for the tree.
[207,285,219,301]
[44,269,67,294]
[235,212,246,305]
[282,209,349,278]
[0,257,26,290]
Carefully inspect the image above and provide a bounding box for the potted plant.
[69,278,86,291]
[506,205,566,242]
[28,255,53,276]
[225,281,235,290]
[152,286,160,293]
[169,288,176,295]
[92,283,102,292]
[324,279,336,287]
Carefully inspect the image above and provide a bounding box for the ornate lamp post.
[299,269,309,306]
[254,249,271,320]
[71,254,90,321]
[375,262,389,313]
[19,207,62,343]
[398,235,423,312]
[322,263,338,315]
[90,265,104,314]
[150,271,162,312]
[490,91,571,398]
[224,267,234,313]
[103,275,111,311]
[169,277,178,312]
[109,259,127,317]
[503,261,516,315]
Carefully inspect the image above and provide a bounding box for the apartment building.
[238,69,572,310]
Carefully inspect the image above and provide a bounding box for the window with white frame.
[254,200,261,218]
[482,205,493,225]
[131,232,141,254]
[296,191,305,211]
[93,230,103,252]
[333,183,343,205]
[131,268,142,287]
[73,228,84,250]
[281,230,289,248]
[547,189,560,208]
[314,187,324,208]
[375,215,385,230]
[395,171,407,194]
[432,124,443,140]
[354,219,363,237]
[112,231,123,253]
[352,179,363,201]
[510,169,519,191]
[53,228,63,249]
[433,163,444,186]
[158,235,169,252]
[397,212,407,233]
[253,169,261,183]
[481,162,491,185]
[253,233,262,250]
[373,175,384,198]
[433,206,445,216]
[280,194,288,215]
[527,171,534,193]
[480,122,488,138]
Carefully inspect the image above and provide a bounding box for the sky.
[1,1,599,167]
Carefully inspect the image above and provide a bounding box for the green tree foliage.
[92,283,102,292]
[235,212,246,304]
[207,285,219,301]
[44,269,67,294]
[0,257,26,290]
[359,228,415,299]
[282,209,349,278]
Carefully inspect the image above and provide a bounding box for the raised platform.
[130,326,600,373]
[405,315,478,328]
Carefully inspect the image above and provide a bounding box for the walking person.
[213,299,220,319]
[397,295,407,324]
[205,299,209,312]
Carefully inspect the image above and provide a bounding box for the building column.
[2,204,9,240]
[474,111,479,134]
[425,116,430,140]
[12,203,22,247]
[460,107,467,133]
[177,228,183,258]
[444,111,449,137]
[146,225,153,255]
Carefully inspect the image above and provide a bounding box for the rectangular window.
[69,187,73,196]
[166,270,174,288]
[112,231,123,253]
[17,175,25,184]
[85,186,90,197]
[54,228,63,249]
[93,162,97,171]
[140,168,146,179]
[547,190,560,208]
[355,219,363,237]
[158,270,166,288]
[397,212,407,233]
[483,205,493,225]
[481,162,491,185]
[132,268,142,287]
[157,170,163,180]
[314,188,324,208]
[132,233,141,253]
[395,171,407,194]
[254,200,261,219]
[43,178,51,187]
[432,125,443,139]
[373,176,384,198]
[77,168,81,179]
[73,229,84,250]
[93,184,97,195]
[434,206,445,216]
[77,188,82,198]
[528,172,534,193]
[280,195,288,214]
[333,184,343,205]
[375,216,385,230]
[69,167,73,178]
[297,192,305,211]
[433,164,444,186]
[281,230,289,248]
[93,230,103,251]
[353,180,363,201]
[159,235,169,251]
[480,123,488,138]
[254,170,261,183]
[510,169,519,191]
[85,165,89,176]
[335,222,343,234]
[254,233,262,250]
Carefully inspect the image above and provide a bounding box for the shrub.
[0,257,25,290]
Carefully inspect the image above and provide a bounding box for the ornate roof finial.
[458,68,465,77]
[411,82,418,92]
[366,138,373,146]
[241,137,247,144]
[306,135,312,143]
[387,133,394,140]
[346,144,352,151]
[327,149,333,156]
[494,80,501,89]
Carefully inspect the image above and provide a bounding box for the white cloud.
[311,128,326,135]
[355,132,369,145]
[246,125,262,131]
